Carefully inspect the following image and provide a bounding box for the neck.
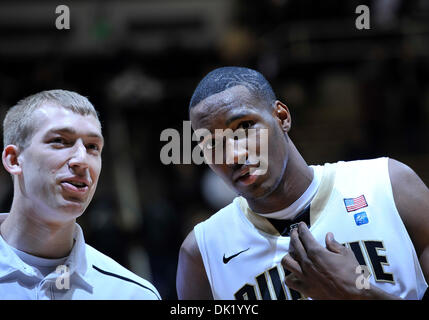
[0,200,75,259]
[247,140,313,215]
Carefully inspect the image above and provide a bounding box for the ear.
[2,145,23,176]
[272,100,291,132]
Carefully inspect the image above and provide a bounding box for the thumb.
[325,232,344,254]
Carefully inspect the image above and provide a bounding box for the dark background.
[0,0,428,299]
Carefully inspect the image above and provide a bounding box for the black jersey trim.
[92,265,160,299]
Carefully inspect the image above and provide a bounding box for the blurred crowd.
[0,0,428,299]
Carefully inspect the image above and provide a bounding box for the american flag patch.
[344,195,368,212]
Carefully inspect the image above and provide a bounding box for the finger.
[289,227,307,263]
[284,273,306,294]
[325,232,346,254]
[288,237,298,260]
[281,253,304,278]
[297,222,325,258]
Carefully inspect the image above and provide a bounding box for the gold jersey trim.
[309,162,336,226]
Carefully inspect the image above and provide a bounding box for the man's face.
[190,85,289,201]
[15,103,103,223]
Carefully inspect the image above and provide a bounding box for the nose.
[68,139,89,171]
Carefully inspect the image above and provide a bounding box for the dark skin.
[176,85,429,300]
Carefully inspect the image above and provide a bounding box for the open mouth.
[61,180,89,193]
[234,167,259,186]
[236,172,258,186]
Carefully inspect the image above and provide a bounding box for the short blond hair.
[3,89,100,150]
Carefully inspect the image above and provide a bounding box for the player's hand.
[281,222,365,299]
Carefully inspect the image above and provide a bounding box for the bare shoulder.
[176,229,213,300]
[388,158,426,189]
[388,158,429,255]
[388,158,429,212]
[180,229,200,260]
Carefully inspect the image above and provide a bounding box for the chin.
[242,176,281,201]
[237,184,265,201]
[241,189,270,202]
[59,200,87,216]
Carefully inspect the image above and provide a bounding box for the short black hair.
[189,66,276,112]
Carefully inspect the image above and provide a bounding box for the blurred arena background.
[0,0,428,299]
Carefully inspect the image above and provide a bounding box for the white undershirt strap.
[256,166,322,220]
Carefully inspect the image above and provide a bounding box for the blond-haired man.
[0,90,160,299]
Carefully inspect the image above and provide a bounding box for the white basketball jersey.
[194,158,428,300]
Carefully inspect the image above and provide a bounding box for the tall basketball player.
[176,67,428,300]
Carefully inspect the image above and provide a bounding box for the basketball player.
[0,90,160,299]
[176,67,428,300]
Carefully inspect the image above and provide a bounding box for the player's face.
[190,85,290,200]
[16,103,103,223]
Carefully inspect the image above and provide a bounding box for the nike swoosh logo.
[223,248,250,264]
